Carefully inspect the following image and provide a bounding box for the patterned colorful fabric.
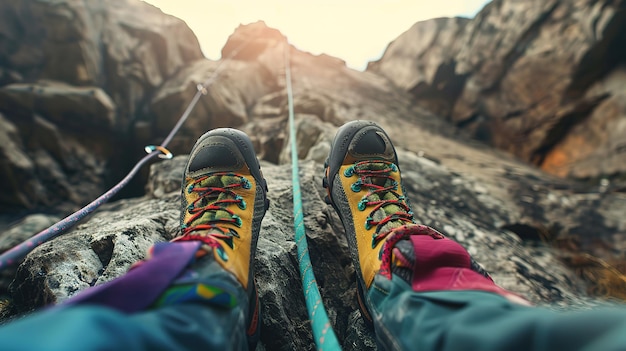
[61,241,201,313]
[62,240,243,314]
[154,283,238,308]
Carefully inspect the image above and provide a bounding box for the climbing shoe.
[323,120,418,323]
[174,128,269,346]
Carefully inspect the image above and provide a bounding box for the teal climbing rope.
[284,43,342,351]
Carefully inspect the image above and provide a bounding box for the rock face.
[367,17,470,118]
[0,0,202,212]
[368,0,626,183]
[2,153,608,350]
[0,0,202,119]
[1,0,626,349]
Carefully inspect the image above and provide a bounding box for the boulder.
[0,113,39,209]
[453,0,626,177]
[0,87,112,212]
[0,81,115,130]
[0,0,204,214]
[149,58,278,155]
[0,0,203,125]
[0,214,61,297]
[540,65,626,180]
[367,17,470,117]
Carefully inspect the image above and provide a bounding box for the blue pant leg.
[0,269,249,351]
[0,302,247,351]
[368,274,626,351]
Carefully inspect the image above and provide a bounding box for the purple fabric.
[61,241,202,313]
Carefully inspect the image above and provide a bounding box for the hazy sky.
[144,0,491,71]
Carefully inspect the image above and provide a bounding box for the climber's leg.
[368,276,626,351]
[0,294,248,351]
[324,120,626,351]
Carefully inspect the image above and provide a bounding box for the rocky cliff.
[1,0,626,350]
[369,0,626,183]
[0,0,203,212]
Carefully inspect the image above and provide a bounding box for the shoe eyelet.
[187,185,194,194]
[236,196,247,210]
[358,199,367,211]
[365,217,373,230]
[217,246,229,262]
[229,228,240,238]
[351,181,362,192]
[233,215,242,227]
[242,179,252,189]
[391,164,398,172]
[343,166,355,177]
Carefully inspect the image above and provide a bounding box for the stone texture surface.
[541,65,626,180]
[2,142,615,349]
[367,17,470,118]
[369,0,626,183]
[0,214,60,297]
[0,0,202,213]
[0,82,115,130]
[0,0,202,122]
[149,58,279,155]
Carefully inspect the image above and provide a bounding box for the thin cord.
[0,153,155,269]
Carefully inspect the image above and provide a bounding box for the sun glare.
[144,0,490,70]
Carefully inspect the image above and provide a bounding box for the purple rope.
[0,36,256,270]
[0,153,156,269]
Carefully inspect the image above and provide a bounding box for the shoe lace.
[346,160,415,248]
[379,225,445,279]
[178,172,251,249]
